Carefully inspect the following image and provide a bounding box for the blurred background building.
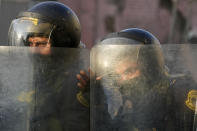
[0,0,197,48]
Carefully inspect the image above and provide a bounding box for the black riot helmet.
[8,1,81,47]
[92,28,166,86]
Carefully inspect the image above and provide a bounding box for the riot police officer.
[7,1,89,131]
[91,28,197,131]
[90,28,169,131]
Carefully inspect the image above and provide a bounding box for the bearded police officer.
[90,28,197,131]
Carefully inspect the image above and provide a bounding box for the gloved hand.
[76,69,90,107]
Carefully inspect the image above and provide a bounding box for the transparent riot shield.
[0,46,89,131]
[90,44,197,131]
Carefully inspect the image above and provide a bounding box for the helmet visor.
[8,17,55,46]
[92,37,164,79]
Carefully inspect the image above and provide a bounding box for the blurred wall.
[60,0,197,47]
[0,0,197,47]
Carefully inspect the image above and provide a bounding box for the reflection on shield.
[0,46,89,131]
[90,44,197,131]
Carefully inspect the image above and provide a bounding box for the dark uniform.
[166,74,197,131]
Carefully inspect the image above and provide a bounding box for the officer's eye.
[124,67,137,75]
[28,42,33,46]
[36,42,48,46]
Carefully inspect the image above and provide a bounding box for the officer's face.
[115,58,141,83]
[28,37,51,47]
[28,36,51,55]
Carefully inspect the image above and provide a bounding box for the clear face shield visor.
[91,37,164,81]
[8,17,55,47]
